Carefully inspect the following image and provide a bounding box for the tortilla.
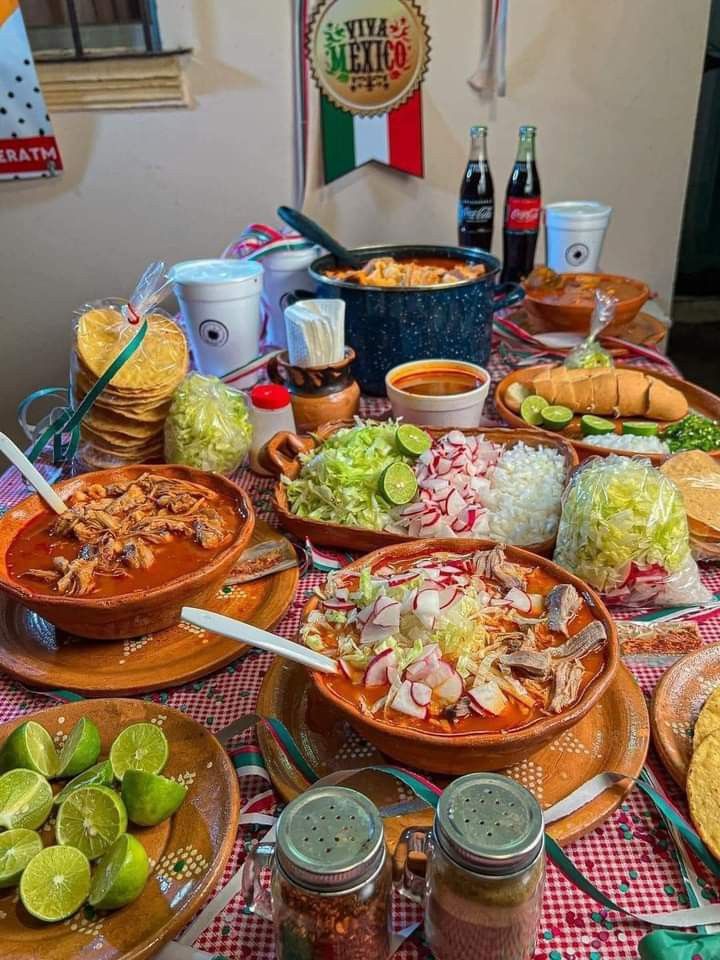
[693,686,720,749]
[76,308,188,391]
[661,451,720,532]
[688,730,720,858]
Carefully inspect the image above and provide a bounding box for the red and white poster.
[0,0,63,180]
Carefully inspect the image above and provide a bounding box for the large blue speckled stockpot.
[308,244,524,395]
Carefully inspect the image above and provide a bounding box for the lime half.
[520,394,549,426]
[121,770,187,827]
[0,769,53,830]
[56,785,128,860]
[54,759,114,807]
[378,462,418,506]
[581,415,615,437]
[0,829,43,888]
[0,720,59,778]
[58,717,101,778]
[396,424,432,458]
[541,405,574,431]
[623,420,659,437]
[89,833,149,909]
[109,723,168,781]
[20,845,91,922]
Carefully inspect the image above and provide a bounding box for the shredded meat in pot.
[22,473,229,597]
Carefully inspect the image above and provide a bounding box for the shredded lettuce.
[554,455,690,592]
[284,420,410,529]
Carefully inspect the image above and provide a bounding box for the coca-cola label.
[458,200,493,222]
[504,196,541,231]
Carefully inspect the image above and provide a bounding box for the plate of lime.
[0,699,239,960]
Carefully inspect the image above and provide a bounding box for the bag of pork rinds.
[553,454,711,607]
[70,262,189,471]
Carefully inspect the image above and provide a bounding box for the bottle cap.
[470,124,487,135]
[276,787,385,892]
[250,384,291,410]
[434,773,544,877]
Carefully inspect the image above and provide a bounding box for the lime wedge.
[0,720,59,778]
[121,770,187,827]
[520,394,549,426]
[20,845,90,922]
[0,769,53,830]
[58,718,101,778]
[396,424,432,458]
[54,759,114,806]
[109,723,168,781]
[89,833,149,909]
[581,415,616,437]
[378,462,418,506]
[0,829,43,887]
[541,405,574,431]
[56,785,128,860]
[623,421,659,437]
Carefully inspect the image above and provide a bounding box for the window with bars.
[21,0,162,59]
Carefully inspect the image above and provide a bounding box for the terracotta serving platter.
[257,658,649,849]
[0,519,298,696]
[650,643,720,787]
[495,363,720,466]
[512,306,666,349]
[0,698,240,960]
[267,421,578,556]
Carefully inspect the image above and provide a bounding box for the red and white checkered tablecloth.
[1,351,719,960]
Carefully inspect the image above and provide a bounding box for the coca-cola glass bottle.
[457,125,494,251]
[501,125,541,283]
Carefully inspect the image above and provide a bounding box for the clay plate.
[650,643,720,787]
[303,538,618,775]
[0,465,255,640]
[510,306,666,349]
[0,519,298,696]
[495,363,720,466]
[257,658,648,849]
[267,420,577,557]
[0,698,240,960]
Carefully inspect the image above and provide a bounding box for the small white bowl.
[385,359,490,428]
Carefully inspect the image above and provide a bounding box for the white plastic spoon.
[0,432,67,514]
[181,607,339,674]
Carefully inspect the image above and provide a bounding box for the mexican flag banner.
[0,0,63,180]
[304,0,429,184]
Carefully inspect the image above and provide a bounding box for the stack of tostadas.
[73,305,189,469]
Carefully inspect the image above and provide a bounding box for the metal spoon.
[0,432,67,514]
[277,206,367,269]
[181,607,339,674]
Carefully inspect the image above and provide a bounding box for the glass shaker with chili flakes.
[242,786,392,959]
[396,773,545,960]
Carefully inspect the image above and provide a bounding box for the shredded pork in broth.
[303,546,607,734]
[325,256,487,288]
[9,473,234,597]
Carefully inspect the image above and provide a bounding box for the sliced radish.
[504,587,532,613]
[434,670,463,705]
[372,596,401,628]
[411,682,432,706]
[339,658,355,681]
[322,598,354,611]
[468,680,508,716]
[389,680,428,719]
[363,648,396,686]
[423,660,454,688]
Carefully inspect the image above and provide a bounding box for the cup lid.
[170,259,264,285]
[250,384,291,410]
[545,201,612,220]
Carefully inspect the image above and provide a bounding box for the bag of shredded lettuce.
[164,373,252,474]
[553,454,711,607]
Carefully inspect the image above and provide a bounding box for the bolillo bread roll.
[530,367,688,420]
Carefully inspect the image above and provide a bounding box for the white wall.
[0,0,710,442]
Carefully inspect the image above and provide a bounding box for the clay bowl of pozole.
[302,539,617,774]
[0,465,255,640]
[523,269,650,334]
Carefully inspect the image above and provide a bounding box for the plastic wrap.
[553,455,711,607]
[660,451,720,562]
[70,262,189,470]
[564,290,615,369]
[164,373,252,475]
